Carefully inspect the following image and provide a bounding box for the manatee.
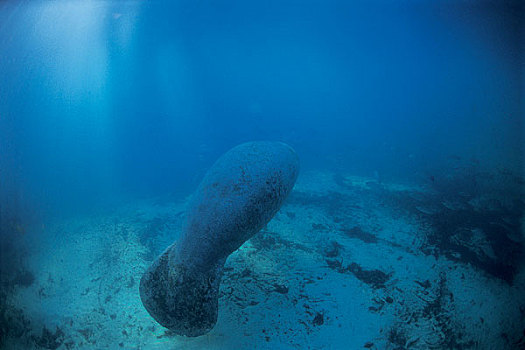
[139,141,299,337]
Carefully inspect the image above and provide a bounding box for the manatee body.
[139,141,299,337]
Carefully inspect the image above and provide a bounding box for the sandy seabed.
[3,171,525,349]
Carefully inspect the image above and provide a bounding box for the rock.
[33,326,64,350]
[312,312,324,326]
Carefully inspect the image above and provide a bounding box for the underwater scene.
[0,1,524,349]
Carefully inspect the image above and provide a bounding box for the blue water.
[1,1,523,349]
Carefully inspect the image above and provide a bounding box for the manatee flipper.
[140,244,224,337]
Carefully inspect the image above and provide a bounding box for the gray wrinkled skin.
[140,141,299,337]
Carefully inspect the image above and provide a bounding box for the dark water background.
[1,0,523,225]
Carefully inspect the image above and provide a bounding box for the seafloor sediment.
[2,170,524,349]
